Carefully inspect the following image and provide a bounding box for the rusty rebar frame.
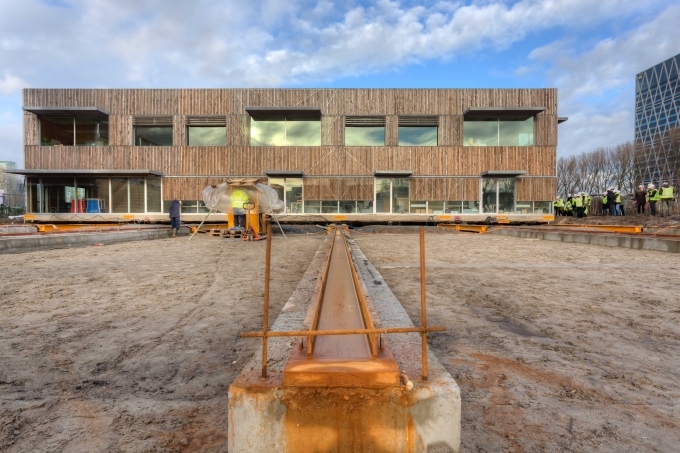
[246,225,444,381]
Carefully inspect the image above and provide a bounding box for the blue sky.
[1,0,679,166]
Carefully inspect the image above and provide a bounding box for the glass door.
[375,178,410,214]
[482,178,516,214]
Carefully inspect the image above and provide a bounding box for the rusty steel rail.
[437,224,488,233]
[243,222,445,380]
[550,224,644,233]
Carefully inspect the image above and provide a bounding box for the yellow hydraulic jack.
[242,202,260,241]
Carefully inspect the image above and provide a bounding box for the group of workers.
[554,192,593,218]
[554,182,676,217]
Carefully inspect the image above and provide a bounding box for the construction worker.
[572,192,584,218]
[583,192,592,217]
[647,183,660,216]
[614,190,624,216]
[602,191,609,216]
[565,195,574,216]
[659,181,676,216]
[231,187,250,229]
[554,197,564,216]
[169,199,180,237]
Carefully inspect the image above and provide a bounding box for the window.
[345,117,385,146]
[463,118,534,146]
[375,178,409,214]
[77,178,109,213]
[398,117,438,146]
[482,178,516,214]
[146,177,162,212]
[268,177,303,213]
[40,115,109,146]
[129,179,145,213]
[111,178,129,213]
[251,115,320,146]
[187,116,226,146]
[134,117,173,146]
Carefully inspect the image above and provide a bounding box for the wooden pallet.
[221,229,244,239]
[208,228,224,237]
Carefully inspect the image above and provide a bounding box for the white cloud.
[0,73,26,95]
[528,4,680,156]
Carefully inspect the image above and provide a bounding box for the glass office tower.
[635,53,680,185]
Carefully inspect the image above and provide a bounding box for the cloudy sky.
[1,0,679,166]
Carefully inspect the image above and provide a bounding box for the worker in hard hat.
[659,181,676,216]
[647,183,660,216]
[601,191,609,216]
[554,197,565,216]
[614,190,624,216]
[634,185,647,216]
[565,194,574,216]
[606,188,617,216]
[572,192,584,218]
[231,187,250,229]
[583,192,591,217]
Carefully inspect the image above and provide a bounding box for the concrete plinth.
[228,235,461,453]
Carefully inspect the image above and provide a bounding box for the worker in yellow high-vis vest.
[231,188,250,229]
[648,183,660,216]
[659,182,676,216]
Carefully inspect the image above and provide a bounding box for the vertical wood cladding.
[516,178,556,201]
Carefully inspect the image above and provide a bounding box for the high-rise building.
[635,53,680,186]
[0,161,25,208]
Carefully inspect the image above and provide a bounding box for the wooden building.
[11,88,565,223]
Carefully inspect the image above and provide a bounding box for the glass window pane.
[285,178,303,213]
[181,200,198,213]
[445,201,462,214]
[135,127,173,146]
[534,201,552,214]
[198,200,210,213]
[428,201,445,213]
[146,177,162,213]
[40,116,74,146]
[187,127,226,146]
[515,201,532,214]
[269,178,285,203]
[462,201,480,214]
[498,178,515,214]
[339,200,357,213]
[463,121,498,146]
[75,116,108,146]
[345,126,385,146]
[129,178,144,213]
[376,178,391,213]
[392,179,409,214]
[286,117,320,146]
[410,200,426,214]
[357,200,373,213]
[482,179,497,213]
[398,127,438,146]
[321,201,338,213]
[251,118,285,146]
[304,201,320,213]
[499,118,534,146]
[27,177,43,213]
[42,178,73,213]
[77,178,109,213]
[111,178,128,213]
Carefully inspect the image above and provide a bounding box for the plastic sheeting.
[201,183,285,215]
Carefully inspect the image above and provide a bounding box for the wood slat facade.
[22,88,560,217]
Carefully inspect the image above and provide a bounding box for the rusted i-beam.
[261,219,272,378]
[420,226,428,381]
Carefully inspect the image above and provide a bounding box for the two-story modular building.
[9,88,564,223]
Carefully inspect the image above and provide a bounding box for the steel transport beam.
[550,224,643,233]
[437,224,488,233]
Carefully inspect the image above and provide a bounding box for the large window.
[398,117,438,146]
[268,178,303,213]
[464,118,534,146]
[482,178,516,214]
[40,115,109,146]
[251,115,320,146]
[135,127,173,146]
[187,127,226,146]
[375,178,409,214]
[25,177,161,214]
[345,117,385,146]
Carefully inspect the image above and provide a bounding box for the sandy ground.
[0,233,325,453]
[354,230,680,453]
[1,228,679,452]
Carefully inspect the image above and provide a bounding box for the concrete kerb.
[493,228,680,253]
[0,227,187,254]
[228,234,461,453]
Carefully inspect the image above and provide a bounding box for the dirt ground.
[354,231,680,453]
[0,233,326,453]
[1,229,679,452]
